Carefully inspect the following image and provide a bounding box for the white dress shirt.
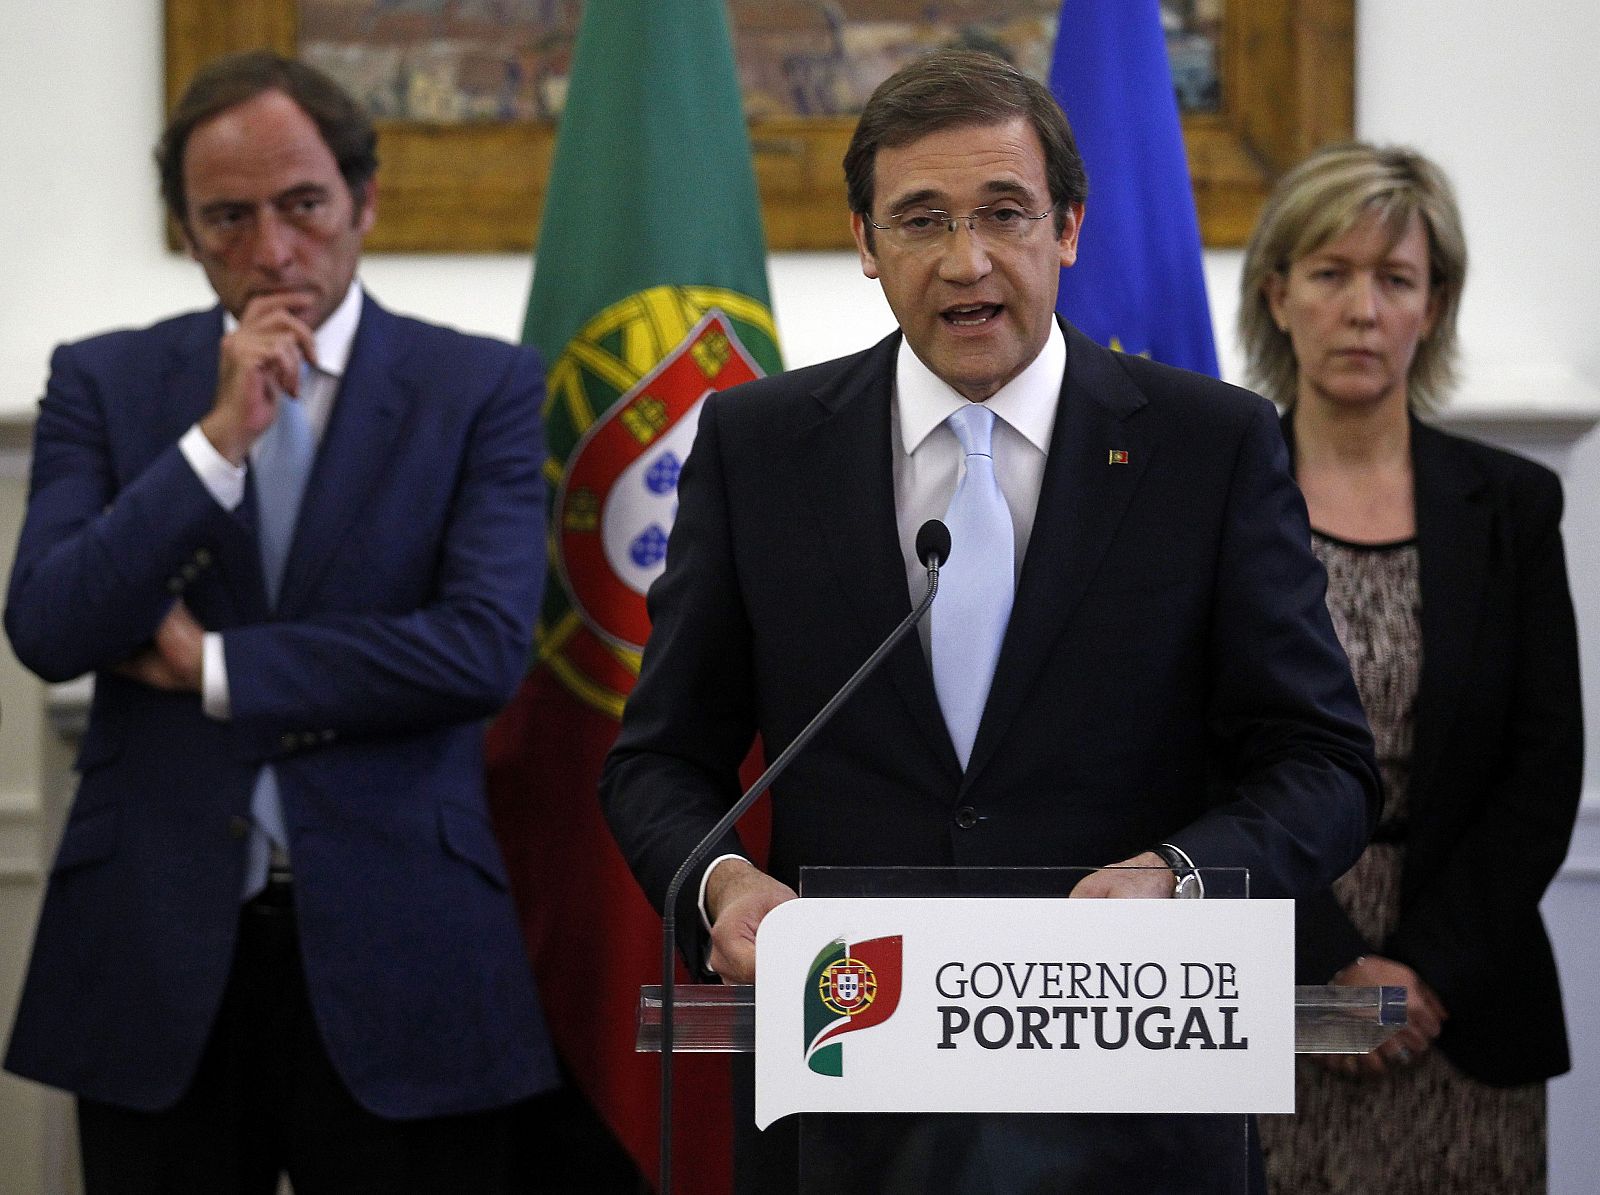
[893,320,1065,652]
[177,279,364,719]
[699,322,1069,930]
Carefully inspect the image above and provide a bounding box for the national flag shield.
[827,964,869,1012]
[555,310,764,652]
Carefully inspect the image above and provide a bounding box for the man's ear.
[354,179,378,235]
[850,211,881,280]
[175,213,202,262]
[1056,202,1085,269]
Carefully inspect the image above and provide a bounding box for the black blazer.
[1287,413,1583,1085]
[604,324,1378,963]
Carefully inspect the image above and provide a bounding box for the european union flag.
[1051,0,1219,376]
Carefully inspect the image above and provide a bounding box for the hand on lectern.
[704,858,798,983]
[1068,850,1177,898]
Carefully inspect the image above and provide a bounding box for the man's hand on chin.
[704,858,799,984]
[202,292,319,465]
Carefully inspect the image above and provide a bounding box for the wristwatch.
[1153,843,1204,899]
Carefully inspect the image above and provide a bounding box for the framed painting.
[164,0,1352,251]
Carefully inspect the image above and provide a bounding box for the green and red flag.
[485,1,781,1189]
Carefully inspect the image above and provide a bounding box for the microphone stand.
[655,525,948,1194]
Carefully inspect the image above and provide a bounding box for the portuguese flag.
[485,0,781,1189]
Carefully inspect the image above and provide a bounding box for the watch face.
[1173,872,1203,899]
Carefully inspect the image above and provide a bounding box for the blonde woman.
[1242,143,1581,1193]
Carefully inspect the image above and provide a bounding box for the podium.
[640,867,1405,1193]
[638,982,1403,1056]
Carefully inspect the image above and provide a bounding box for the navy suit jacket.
[604,325,1379,942]
[1288,415,1582,1086]
[5,296,559,1118]
[601,324,1380,1191]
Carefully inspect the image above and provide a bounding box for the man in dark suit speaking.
[4,52,556,1192]
[602,51,1381,1193]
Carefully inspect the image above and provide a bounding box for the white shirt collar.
[219,278,364,379]
[895,318,1066,454]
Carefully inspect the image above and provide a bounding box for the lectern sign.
[755,898,1293,1129]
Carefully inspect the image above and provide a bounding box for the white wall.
[1351,13,1600,1186]
[1,2,1597,1192]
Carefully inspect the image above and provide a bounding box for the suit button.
[166,577,184,594]
[228,815,250,839]
[193,548,213,567]
[180,563,198,581]
[319,729,336,744]
[279,732,298,751]
[955,806,979,830]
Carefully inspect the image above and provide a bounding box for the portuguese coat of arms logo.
[804,935,904,1076]
[819,959,879,1016]
[541,286,775,717]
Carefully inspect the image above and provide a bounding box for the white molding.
[0,420,31,480]
[1436,410,1600,446]
[1430,367,1600,451]
[0,789,43,884]
[0,861,42,885]
[1557,799,1600,882]
[1444,361,1600,423]
[45,678,91,741]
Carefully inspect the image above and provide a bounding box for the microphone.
[655,519,950,1194]
[916,517,951,571]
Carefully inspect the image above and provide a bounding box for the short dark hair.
[844,49,1088,238]
[156,50,378,225]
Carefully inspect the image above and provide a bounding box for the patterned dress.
[1259,532,1546,1194]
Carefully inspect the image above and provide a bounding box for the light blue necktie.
[242,381,315,898]
[931,403,1015,769]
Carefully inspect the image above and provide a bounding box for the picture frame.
[164,0,1352,252]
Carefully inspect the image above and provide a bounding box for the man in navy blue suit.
[4,52,556,1192]
[603,51,1380,1193]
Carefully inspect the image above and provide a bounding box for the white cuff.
[698,853,750,933]
[201,632,231,720]
[179,423,247,511]
[1157,841,1205,899]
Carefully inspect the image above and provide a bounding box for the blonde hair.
[1238,143,1467,412]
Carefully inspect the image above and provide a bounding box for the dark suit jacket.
[5,297,559,1118]
[604,325,1378,948]
[601,325,1379,1191]
[1287,414,1582,1086]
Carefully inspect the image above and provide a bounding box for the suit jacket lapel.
[963,325,1153,787]
[800,333,963,775]
[1408,418,1492,817]
[275,298,408,612]
[159,310,226,444]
